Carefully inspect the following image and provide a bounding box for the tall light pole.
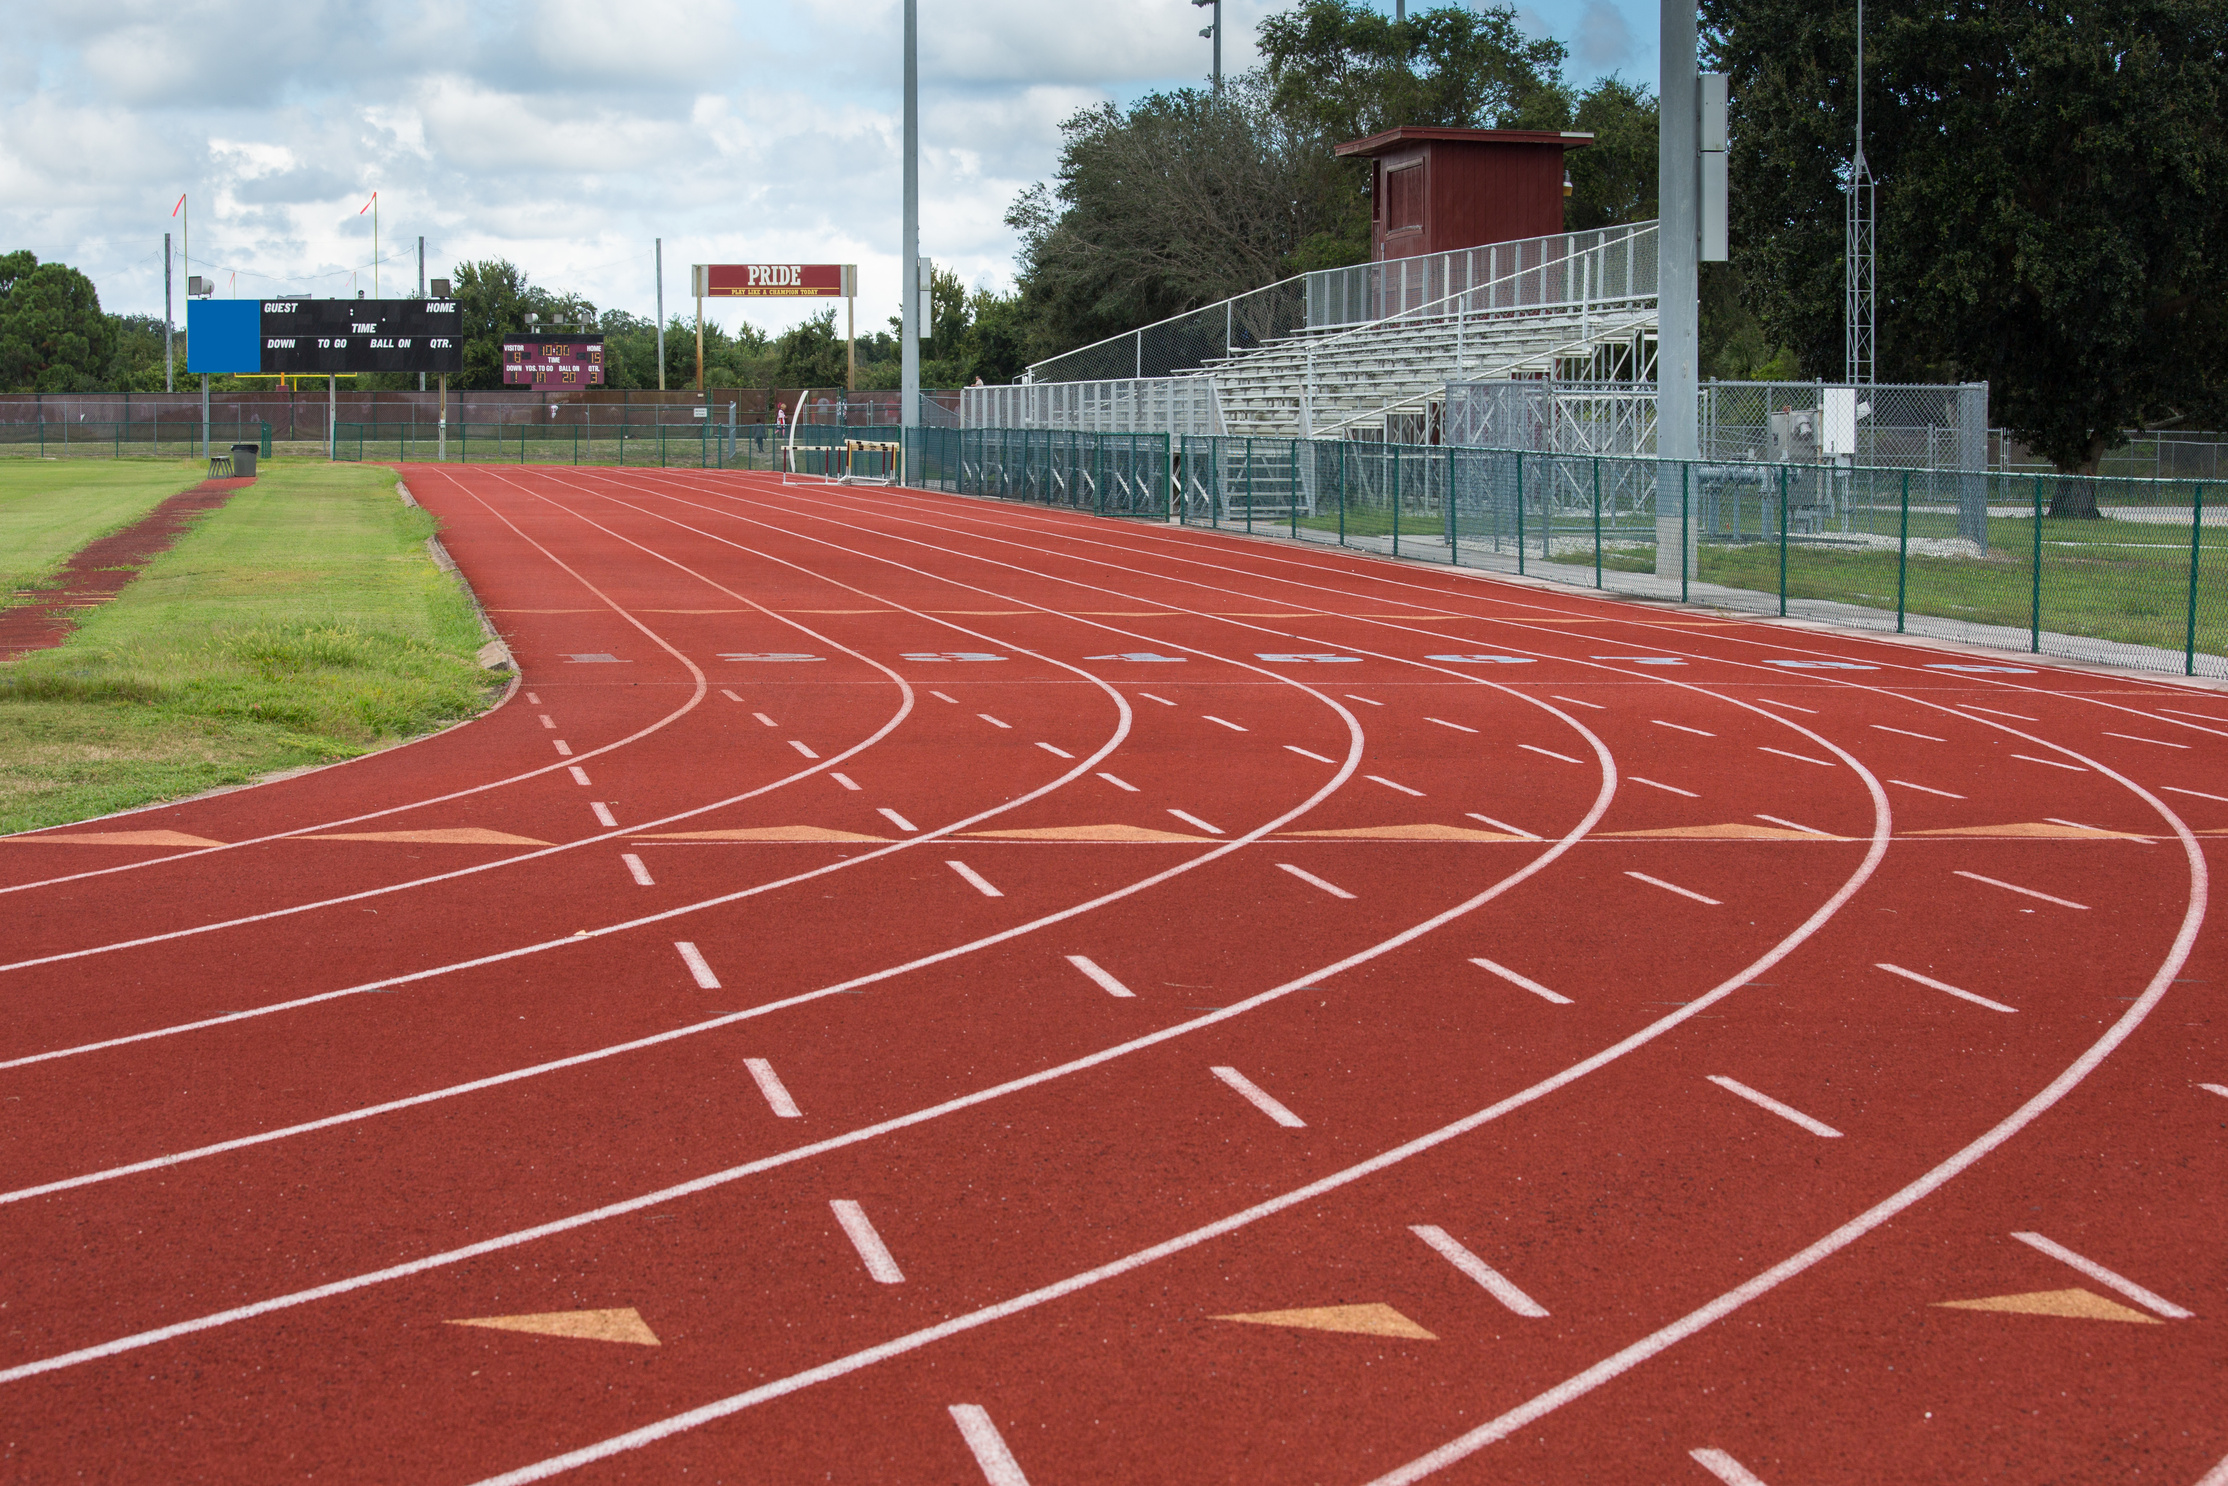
[1844,0,1876,386]
[1657,2,1700,579]
[901,0,921,429]
[1193,0,1221,94]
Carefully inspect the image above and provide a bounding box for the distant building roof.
[1333,126,1594,158]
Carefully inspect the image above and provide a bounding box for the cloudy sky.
[1,0,1653,338]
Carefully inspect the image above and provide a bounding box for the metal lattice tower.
[1844,0,1876,385]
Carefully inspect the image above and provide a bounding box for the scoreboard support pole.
[201,374,210,460]
[847,293,856,392]
[439,375,448,463]
[694,286,705,395]
[327,376,337,462]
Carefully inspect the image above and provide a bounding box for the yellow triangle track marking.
[1932,1289,2162,1323]
[1215,1303,1436,1339]
[962,825,1211,842]
[1282,825,1529,842]
[1906,823,2148,840]
[1605,824,1846,841]
[10,830,225,847]
[303,829,551,845]
[446,1307,662,1345]
[632,826,887,842]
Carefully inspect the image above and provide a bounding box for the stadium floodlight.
[1192,0,1220,94]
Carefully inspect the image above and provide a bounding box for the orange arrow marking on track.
[1215,1304,1436,1339]
[9,830,225,847]
[304,829,551,845]
[446,1307,662,1344]
[1932,1289,2161,1323]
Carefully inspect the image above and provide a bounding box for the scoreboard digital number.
[258,300,462,375]
[503,338,606,387]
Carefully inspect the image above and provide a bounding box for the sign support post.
[439,374,447,463]
[655,240,666,391]
[694,275,705,394]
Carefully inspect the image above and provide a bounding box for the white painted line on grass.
[1626,872,1721,906]
[1410,1226,1549,1316]
[1286,746,1337,763]
[1954,870,2090,910]
[1876,962,2016,1013]
[1036,742,1075,759]
[946,861,1004,898]
[620,854,654,887]
[1962,704,2038,721]
[831,1200,905,1283]
[878,808,918,833]
[1519,744,1582,764]
[538,714,556,730]
[1654,720,1716,737]
[2012,1231,2191,1319]
[1872,725,1945,741]
[830,772,861,792]
[591,802,618,828]
[1203,715,1248,731]
[2105,731,2190,749]
[1139,692,1177,707]
[2164,785,2228,803]
[675,942,720,989]
[744,1058,801,1118]
[1469,958,1571,1004]
[1755,814,1833,837]
[1427,717,1480,733]
[949,1405,1032,1486]
[568,766,591,786]
[1690,1448,1771,1486]
[1368,775,1426,797]
[1168,809,1223,835]
[719,689,742,702]
[553,740,572,757]
[1708,1076,1842,1137]
[2012,753,2084,771]
[1345,693,1383,706]
[930,691,959,704]
[1065,954,1136,998]
[1211,1066,1306,1127]
[1550,695,1605,710]
[1096,771,1139,792]
[1890,778,1965,799]
[1277,863,1356,899]
[789,740,819,759]
[752,712,777,727]
[1758,746,1834,767]
[1752,698,1818,713]
[978,713,1011,729]
[1465,813,1541,840]
[1629,775,1698,798]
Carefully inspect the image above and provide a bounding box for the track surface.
[2,467,2222,1485]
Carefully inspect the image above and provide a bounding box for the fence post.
[1292,439,1301,541]
[1245,437,1254,533]
[1897,471,1910,632]
[2188,484,2204,676]
[1392,448,1402,559]
[1447,444,1457,566]
[1680,462,1690,603]
[2031,475,2043,652]
[1338,440,1348,546]
[1162,433,1172,517]
[1778,464,1789,617]
[1592,456,1603,588]
[1515,451,1525,574]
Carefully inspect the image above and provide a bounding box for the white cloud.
[1574,1,1636,70]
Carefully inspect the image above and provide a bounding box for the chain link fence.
[905,428,1170,518]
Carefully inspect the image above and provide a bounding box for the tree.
[0,253,115,392]
[1706,0,2228,487]
[1256,0,1569,143]
[1562,77,1658,231]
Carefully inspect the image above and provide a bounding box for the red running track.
[1,466,2221,1485]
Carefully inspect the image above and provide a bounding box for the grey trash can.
[229,442,259,477]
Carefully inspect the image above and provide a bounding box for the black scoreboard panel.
[258,299,463,374]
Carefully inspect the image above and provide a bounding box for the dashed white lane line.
[1427,717,1479,733]
[1036,742,1075,759]
[525,692,540,705]
[1890,778,1964,799]
[2012,753,2085,771]
[1707,1075,1843,1138]
[743,1058,802,1118]
[2164,785,2228,803]
[538,714,556,729]
[2194,1453,2228,1486]
[1277,863,1355,899]
[1872,724,1945,742]
[2047,815,2149,843]
[878,808,918,833]
[1755,814,1833,837]
[2199,1083,2228,1100]
[1550,695,1605,710]
[553,741,573,757]
[1653,719,1716,737]
[2159,706,2228,722]
[831,1200,906,1284]
[1629,775,1698,797]
[2012,1231,2192,1319]
[1203,715,1248,732]
[720,689,743,702]
[789,740,820,759]
[1096,771,1139,792]
[830,772,861,791]
[930,691,959,704]
[1368,775,1425,797]
[1466,813,1540,840]
[1211,1066,1307,1128]
[978,713,1011,729]
[752,712,777,727]
[1065,954,1136,998]
[1875,962,2016,1013]
[1138,692,1177,707]
[1752,698,1817,714]
[1953,870,2091,910]
[590,802,618,828]
[1345,693,1383,706]
[1758,746,1834,767]
[620,854,654,887]
[1690,1447,1771,1486]
[946,860,1004,898]
[949,1405,1032,1486]
[1168,809,1223,835]
[1519,744,1582,764]
[1410,1225,1550,1317]
[1963,703,2037,721]
[2105,731,2191,749]
[1286,745,1337,763]
[568,766,591,786]
[675,942,720,989]
[1469,957,1571,1004]
[1625,871,1721,906]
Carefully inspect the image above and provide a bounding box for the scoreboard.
[503,337,607,387]
[257,299,462,375]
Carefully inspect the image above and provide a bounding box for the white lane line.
[1203,715,1248,731]
[2047,816,2148,841]
[1629,775,1698,797]
[2011,1231,2192,1319]
[1277,863,1355,899]
[1707,1076,1843,1138]
[1138,692,1177,706]
[2164,785,2228,803]
[930,691,959,704]
[1550,695,1605,710]
[1286,746,1337,763]
[1065,954,1136,998]
[1653,719,1717,737]
[1465,813,1541,840]
[525,693,540,704]
[946,860,1004,898]
[553,740,573,757]
[1096,771,1139,792]
[591,802,618,828]
[568,766,592,786]
[621,854,654,887]
[1953,869,2091,910]
[675,942,721,989]
[1410,1226,1549,1317]
[1626,871,1721,906]
[2012,753,2084,771]
[1519,744,1582,764]
[1755,814,1833,837]
[1690,1448,1771,1486]
[752,712,777,727]
[1345,693,1383,706]
[1368,775,1426,797]
[743,1058,801,1118]
[830,1200,906,1284]
[1752,698,1818,713]
[1469,958,1571,1004]
[830,772,861,791]
[878,808,918,833]
[1872,724,1945,741]
[538,714,556,729]
[719,689,743,702]
[1875,962,2016,1013]
[1427,717,1480,733]
[1890,778,1965,799]
[1036,742,1075,759]
[1168,809,1223,835]
[2195,1453,2228,1486]
[1211,1066,1307,1128]
[2159,706,2228,723]
[1758,746,1834,767]
[1962,704,2037,721]
[2105,731,2191,749]
[978,713,1011,729]
[949,1405,1032,1486]
[789,740,820,759]
[2200,1084,2228,1100]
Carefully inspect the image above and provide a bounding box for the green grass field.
[0,459,502,834]
[0,461,213,596]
